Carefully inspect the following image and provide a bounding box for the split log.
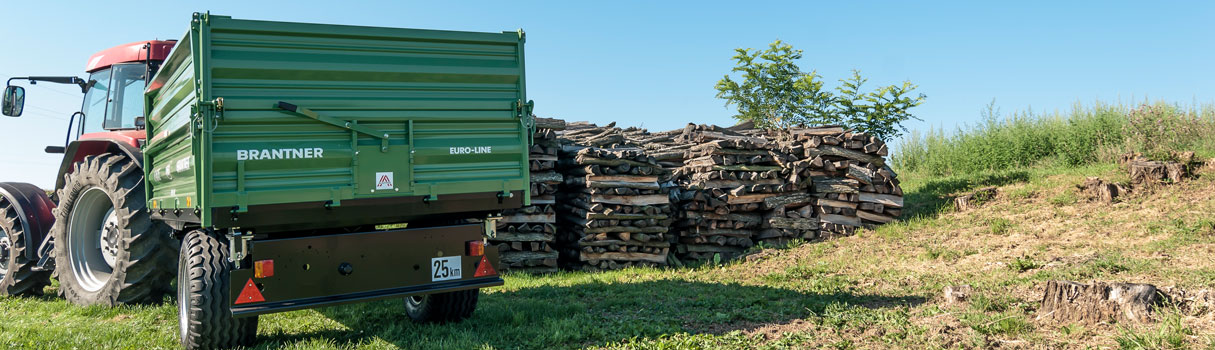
[856,210,895,223]
[760,192,815,210]
[765,217,819,230]
[566,178,661,190]
[491,232,555,242]
[726,193,781,204]
[590,194,669,206]
[534,117,567,130]
[804,145,886,166]
[812,178,859,194]
[530,171,564,183]
[858,192,904,208]
[580,252,667,263]
[846,164,874,185]
[820,213,862,227]
[499,250,559,263]
[500,213,556,223]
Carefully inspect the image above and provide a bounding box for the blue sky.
[2,1,1213,188]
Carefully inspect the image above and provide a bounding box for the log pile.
[489,118,565,273]
[668,124,813,261]
[771,126,903,236]
[554,144,673,271]
[543,118,904,267]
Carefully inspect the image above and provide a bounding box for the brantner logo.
[237,148,324,161]
[375,172,394,190]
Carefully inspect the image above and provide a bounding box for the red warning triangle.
[473,255,497,277]
[235,278,265,304]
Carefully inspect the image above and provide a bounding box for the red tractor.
[1,41,181,304]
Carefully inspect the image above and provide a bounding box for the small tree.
[715,40,926,140]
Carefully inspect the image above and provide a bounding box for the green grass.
[3,159,1213,349]
[892,101,1215,177]
[4,100,1215,348]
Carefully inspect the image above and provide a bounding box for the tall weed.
[893,101,1215,176]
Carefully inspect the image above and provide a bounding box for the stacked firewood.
[667,124,814,261]
[489,118,565,273]
[557,122,640,150]
[539,118,903,268]
[554,144,673,271]
[773,126,903,236]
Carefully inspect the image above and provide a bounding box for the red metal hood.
[85,40,176,73]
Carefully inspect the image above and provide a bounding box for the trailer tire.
[404,289,479,323]
[0,199,51,296]
[178,229,258,350]
[51,153,176,305]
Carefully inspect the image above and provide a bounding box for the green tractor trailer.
[1,13,532,349]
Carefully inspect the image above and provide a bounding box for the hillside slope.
[0,162,1211,349]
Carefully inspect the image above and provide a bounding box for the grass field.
[2,159,1213,349]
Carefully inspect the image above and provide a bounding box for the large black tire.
[178,229,258,350]
[404,289,480,323]
[0,198,51,296]
[50,153,175,305]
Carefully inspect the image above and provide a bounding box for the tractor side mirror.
[2,86,25,117]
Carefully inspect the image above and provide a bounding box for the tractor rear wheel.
[51,153,175,305]
[404,289,480,323]
[178,229,258,350]
[0,198,51,296]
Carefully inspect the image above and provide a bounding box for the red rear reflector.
[466,240,485,256]
[473,255,497,277]
[254,259,274,278]
[235,278,265,304]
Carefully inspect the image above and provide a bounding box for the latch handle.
[276,101,390,148]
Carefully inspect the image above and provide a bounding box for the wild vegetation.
[893,101,1215,177]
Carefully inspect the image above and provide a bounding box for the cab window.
[80,63,145,134]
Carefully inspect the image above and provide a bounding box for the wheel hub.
[67,187,117,292]
[0,232,11,275]
[99,208,120,267]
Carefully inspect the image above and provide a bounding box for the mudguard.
[53,138,143,191]
[0,182,55,261]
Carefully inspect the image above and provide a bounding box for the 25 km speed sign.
[430,256,462,282]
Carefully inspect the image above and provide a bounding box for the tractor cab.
[3,40,175,147]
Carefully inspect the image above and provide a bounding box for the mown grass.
[2,160,1213,349]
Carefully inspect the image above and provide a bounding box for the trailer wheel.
[404,289,479,323]
[0,198,51,296]
[51,153,175,305]
[178,229,258,350]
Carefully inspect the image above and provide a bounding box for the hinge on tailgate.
[227,227,253,269]
[483,215,501,239]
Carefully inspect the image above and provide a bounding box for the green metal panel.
[145,13,531,228]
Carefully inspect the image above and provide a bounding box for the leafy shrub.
[715,40,925,140]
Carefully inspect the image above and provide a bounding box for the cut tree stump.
[1038,281,1160,324]
[1079,177,1129,203]
[1128,159,1188,184]
[942,285,973,305]
[954,187,997,211]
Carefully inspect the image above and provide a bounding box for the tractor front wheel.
[50,153,175,305]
